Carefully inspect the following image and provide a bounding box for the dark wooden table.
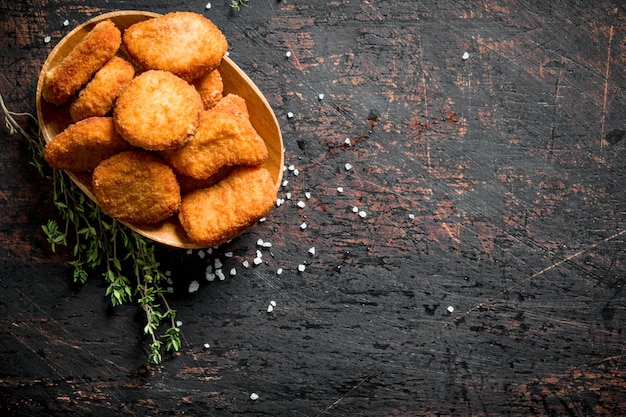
[1,1,625,415]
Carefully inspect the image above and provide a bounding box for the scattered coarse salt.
[358,210,367,218]
[308,247,316,255]
[288,164,295,171]
[344,138,351,145]
[282,180,289,187]
[198,250,205,259]
[206,272,215,281]
[204,343,211,349]
[205,2,211,9]
[63,19,69,26]
[293,169,300,176]
[44,35,51,43]
[216,269,226,281]
[285,50,292,58]
[225,51,230,57]
[230,268,237,276]
[270,300,277,307]
[447,306,455,313]
[250,393,259,401]
[257,238,265,246]
[214,258,223,269]
[287,112,294,119]
[276,198,285,207]
[300,222,308,230]
[462,52,470,60]
[337,187,344,193]
[167,277,173,285]
[165,270,172,277]
[286,192,292,200]
[352,206,359,213]
[298,264,306,272]
[318,93,325,100]
[207,247,213,255]
[297,201,306,208]
[256,250,263,259]
[276,268,283,275]
[225,251,233,257]
[186,249,193,255]
[262,241,273,248]
[176,320,183,327]
[253,257,263,265]
[188,280,200,293]
[409,213,415,219]
[167,287,174,293]
[305,192,311,199]
[259,217,266,223]
[242,260,250,268]
[267,304,274,313]
[345,162,353,171]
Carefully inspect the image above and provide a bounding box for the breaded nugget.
[192,69,223,110]
[42,20,121,105]
[44,117,134,172]
[177,166,235,194]
[123,12,228,82]
[178,166,276,246]
[92,150,181,224]
[113,70,203,151]
[160,94,268,179]
[69,56,135,122]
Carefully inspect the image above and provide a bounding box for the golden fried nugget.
[44,117,134,172]
[92,150,181,224]
[69,56,135,122]
[42,20,121,105]
[123,12,228,82]
[113,70,203,151]
[177,166,235,195]
[178,166,276,246]
[160,94,268,179]
[192,69,223,110]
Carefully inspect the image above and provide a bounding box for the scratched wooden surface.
[1,0,625,415]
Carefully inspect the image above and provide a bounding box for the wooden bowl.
[36,11,284,249]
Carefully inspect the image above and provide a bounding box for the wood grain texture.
[1,0,624,416]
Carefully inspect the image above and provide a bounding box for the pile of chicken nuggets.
[42,12,277,247]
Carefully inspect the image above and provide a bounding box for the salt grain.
[337,187,344,193]
[267,304,274,313]
[186,249,193,255]
[276,268,283,275]
[358,210,367,218]
[308,247,316,255]
[253,257,263,265]
[462,52,470,60]
[257,238,265,246]
[447,306,455,313]
[205,2,211,9]
[167,287,174,293]
[259,217,267,222]
[297,201,306,208]
[176,320,183,327]
[298,264,306,272]
[318,93,324,100]
[216,269,226,281]
[262,241,272,248]
[300,222,308,230]
[305,192,311,199]
[288,164,295,171]
[225,251,233,257]
[165,270,172,277]
[214,258,222,269]
[282,180,289,187]
[230,268,237,276]
[345,163,353,171]
[286,192,292,200]
[198,250,205,259]
[63,19,69,26]
[250,393,259,401]
[206,272,215,281]
[44,36,51,43]
[287,112,294,119]
[352,206,359,213]
[285,51,292,58]
[256,250,263,259]
[344,138,351,145]
[409,213,415,219]
[242,260,250,268]
[188,280,200,293]
[204,343,211,349]
[293,169,300,176]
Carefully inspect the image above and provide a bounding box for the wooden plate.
[36,11,284,249]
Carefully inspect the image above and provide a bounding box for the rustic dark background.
[1,0,625,415]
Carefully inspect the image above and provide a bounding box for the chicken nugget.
[192,69,223,110]
[178,166,276,246]
[177,166,235,194]
[92,150,181,224]
[44,117,134,172]
[42,20,121,105]
[123,12,228,82]
[69,56,135,122]
[160,94,268,179]
[113,70,203,151]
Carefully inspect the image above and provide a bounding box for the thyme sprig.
[1,93,180,364]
